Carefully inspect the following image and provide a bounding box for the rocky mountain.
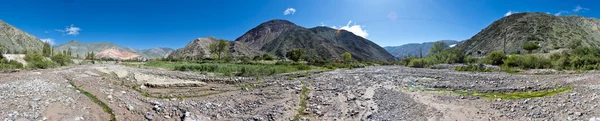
[0,19,45,52]
[94,49,145,61]
[53,40,174,59]
[384,40,460,58]
[309,26,397,61]
[232,19,394,61]
[167,37,218,60]
[456,12,600,56]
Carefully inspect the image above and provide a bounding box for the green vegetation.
[451,87,573,100]
[0,53,23,70]
[209,39,229,60]
[454,64,491,72]
[292,84,311,121]
[51,53,73,66]
[483,51,506,65]
[407,58,428,68]
[42,42,52,57]
[68,81,116,121]
[24,52,56,69]
[342,52,353,63]
[138,60,313,77]
[428,41,446,55]
[286,48,306,62]
[522,43,540,53]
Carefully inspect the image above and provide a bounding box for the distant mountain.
[95,49,146,61]
[309,26,397,61]
[384,40,459,58]
[168,37,218,60]
[170,19,396,61]
[456,12,600,56]
[53,40,173,59]
[0,19,45,53]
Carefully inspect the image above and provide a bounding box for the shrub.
[51,53,73,66]
[464,55,477,64]
[24,52,56,69]
[286,49,306,62]
[522,43,540,53]
[399,55,417,66]
[483,51,506,65]
[503,54,551,69]
[553,45,561,49]
[252,55,262,61]
[262,54,274,61]
[425,48,464,64]
[455,64,491,72]
[408,58,428,68]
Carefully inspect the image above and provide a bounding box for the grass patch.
[456,87,573,100]
[127,60,314,77]
[292,84,311,121]
[68,81,116,121]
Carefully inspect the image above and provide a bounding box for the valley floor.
[0,64,599,121]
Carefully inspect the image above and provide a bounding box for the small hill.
[310,26,397,61]
[384,40,459,58]
[94,49,145,61]
[54,40,173,59]
[0,19,45,53]
[167,37,218,60]
[456,12,600,56]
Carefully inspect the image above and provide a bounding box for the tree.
[67,48,72,57]
[42,42,52,57]
[51,53,72,66]
[210,39,229,60]
[522,43,540,54]
[483,51,506,65]
[286,48,306,62]
[262,54,274,60]
[342,52,353,63]
[429,41,447,55]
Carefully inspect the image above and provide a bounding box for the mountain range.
[53,40,174,59]
[0,19,45,53]
[456,12,600,56]
[384,40,460,58]
[169,20,397,61]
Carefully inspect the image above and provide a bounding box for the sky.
[0,0,599,49]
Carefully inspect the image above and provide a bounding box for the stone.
[574,112,582,116]
[145,112,153,120]
[32,98,41,101]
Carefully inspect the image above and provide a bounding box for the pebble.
[145,112,153,120]
[32,98,41,101]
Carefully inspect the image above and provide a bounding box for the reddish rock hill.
[95,49,146,61]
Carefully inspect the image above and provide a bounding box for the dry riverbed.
[1,64,599,120]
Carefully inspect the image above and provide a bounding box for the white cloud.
[573,5,589,12]
[56,24,81,36]
[554,11,568,16]
[333,20,369,38]
[504,11,517,17]
[40,38,55,45]
[283,8,296,15]
[320,22,326,26]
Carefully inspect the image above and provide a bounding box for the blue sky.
[0,0,598,49]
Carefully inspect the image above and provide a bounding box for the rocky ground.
[1,64,599,121]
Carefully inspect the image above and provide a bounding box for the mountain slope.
[167,37,218,60]
[95,49,145,61]
[53,40,173,59]
[456,12,600,56]
[310,26,397,61]
[0,19,45,52]
[384,40,459,58]
[234,19,394,61]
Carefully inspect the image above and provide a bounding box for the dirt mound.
[95,49,146,61]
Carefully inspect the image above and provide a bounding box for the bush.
[553,45,561,49]
[522,43,540,53]
[408,58,428,68]
[425,48,464,64]
[464,55,477,64]
[51,53,73,66]
[252,55,262,61]
[483,51,506,65]
[24,52,56,69]
[399,55,417,66]
[262,54,274,61]
[503,54,551,69]
[286,49,306,62]
[455,64,491,72]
